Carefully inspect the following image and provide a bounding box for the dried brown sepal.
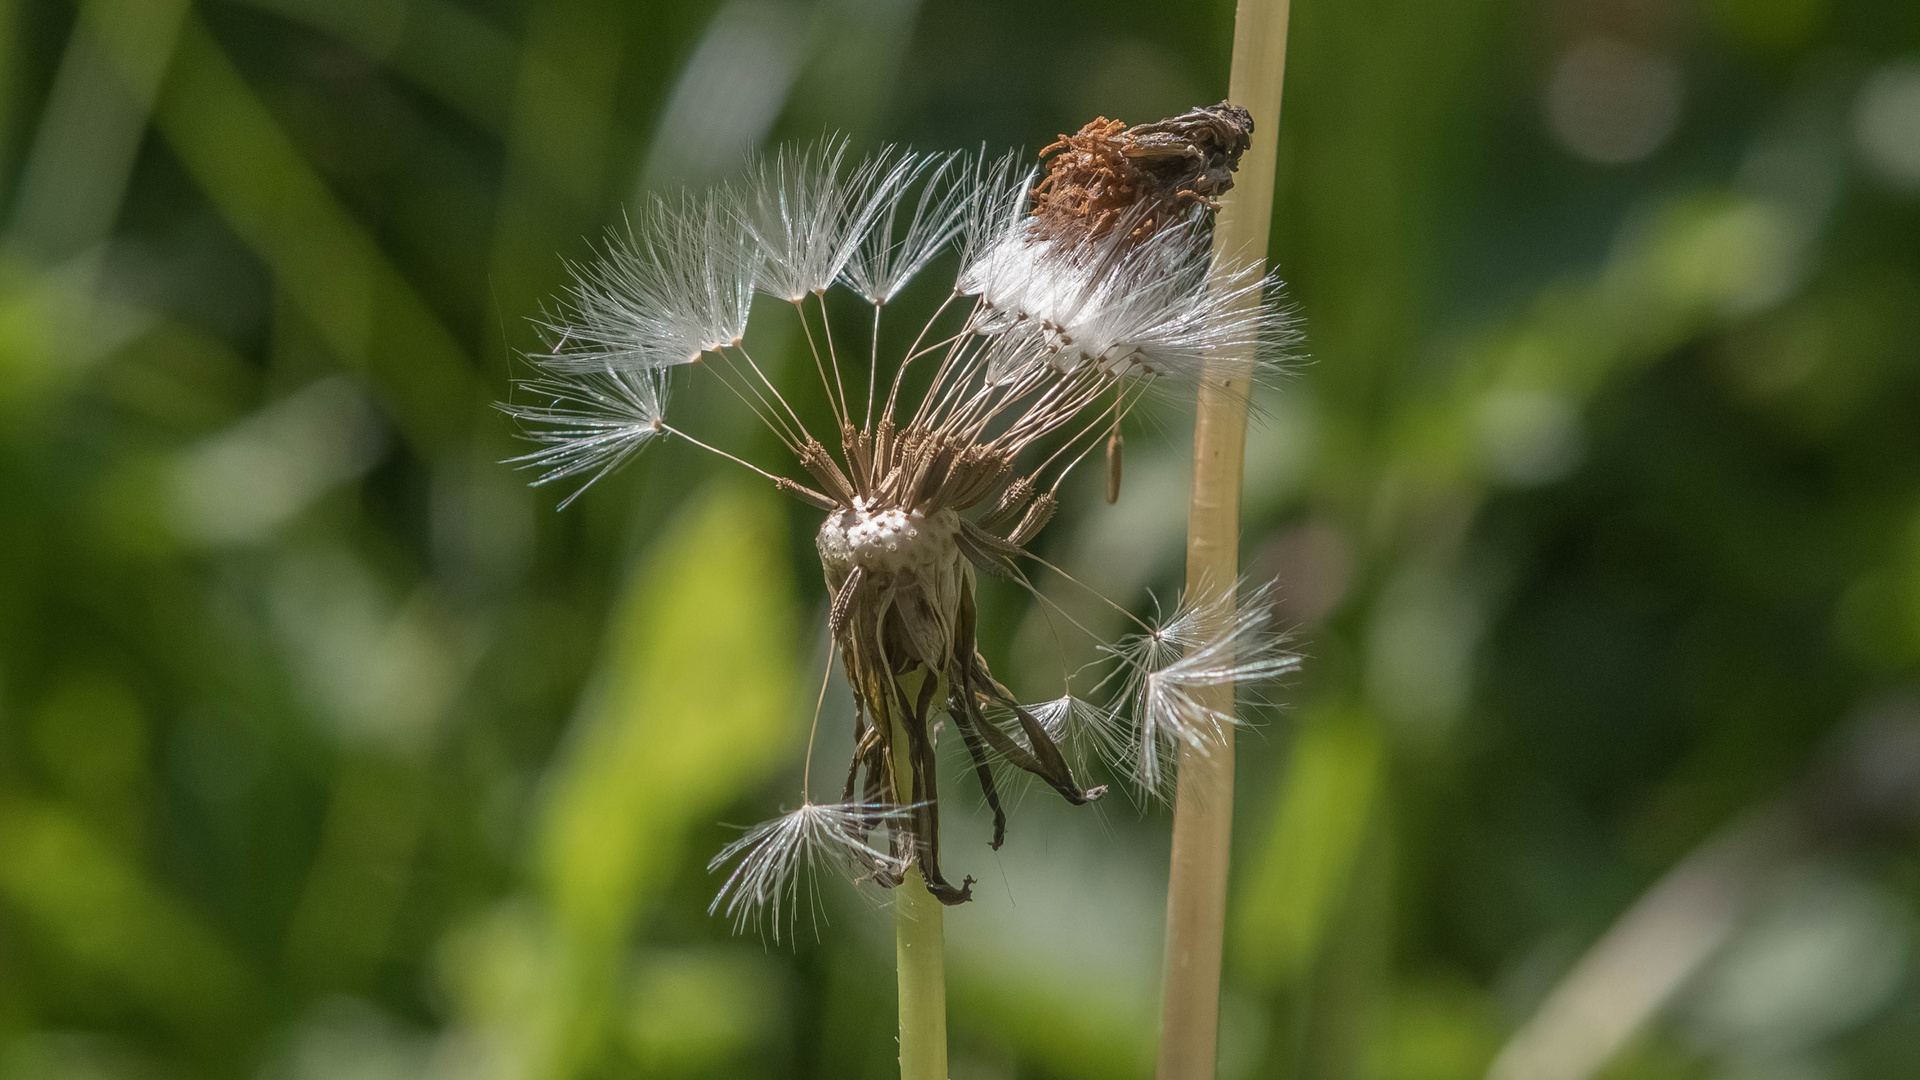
[896,672,973,904]
[961,664,1107,807]
[1031,100,1254,244]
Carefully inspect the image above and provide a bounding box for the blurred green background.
[4,0,1920,1078]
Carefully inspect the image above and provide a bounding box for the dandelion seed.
[1046,225,1286,381]
[953,151,1034,289]
[1110,583,1300,795]
[842,150,971,306]
[543,190,758,370]
[1027,695,1074,741]
[741,139,919,302]
[1014,694,1130,772]
[964,213,1289,381]
[707,802,912,943]
[499,367,668,506]
[957,104,1295,383]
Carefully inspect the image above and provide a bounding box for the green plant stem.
[893,865,948,1080]
[1157,1,1293,1078]
[891,682,948,1080]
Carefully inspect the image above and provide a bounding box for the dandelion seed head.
[949,103,1294,386]
[963,210,1293,384]
[817,502,975,676]
[817,505,957,578]
[511,103,1294,904]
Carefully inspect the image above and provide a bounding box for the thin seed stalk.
[1157,1,1292,1078]
[892,675,947,1080]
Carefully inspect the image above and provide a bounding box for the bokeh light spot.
[1544,37,1682,165]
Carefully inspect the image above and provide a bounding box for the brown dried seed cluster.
[788,102,1251,907]
[1031,100,1255,243]
[809,414,1096,905]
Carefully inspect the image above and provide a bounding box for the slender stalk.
[893,868,947,1080]
[1156,2,1293,1078]
[892,679,948,1080]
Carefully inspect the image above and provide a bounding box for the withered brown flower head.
[1031,101,1254,243]
[508,104,1297,933]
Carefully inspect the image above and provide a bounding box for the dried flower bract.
[1032,102,1253,242]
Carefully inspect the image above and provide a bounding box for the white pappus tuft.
[499,367,669,507]
[707,801,912,943]
[740,139,920,303]
[1019,693,1131,772]
[543,189,758,370]
[506,104,1294,913]
[840,150,972,306]
[962,211,1293,384]
[1109,582,1300,795]
[953,150,1032,286]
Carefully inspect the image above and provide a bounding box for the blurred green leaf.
[1234,704,1382,987]
[1364,981,1503,1080]
[0,798,258,1038]
[144,9,478,451]
[536,479,799,952]
[443,480,800,1080]
[626,947,788,1075]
